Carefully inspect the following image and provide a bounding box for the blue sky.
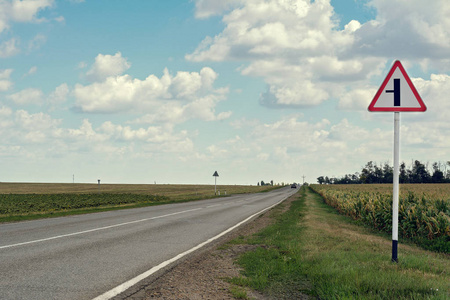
[1,0,449,185]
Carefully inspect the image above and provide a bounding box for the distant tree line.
[317,160,450,184]
[258,180,274,186]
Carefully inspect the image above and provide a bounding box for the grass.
[0,182,282,223]
[228,186,450,299]
[229,285,250,299]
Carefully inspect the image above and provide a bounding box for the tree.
[317,176,325,184]
[382,162,393,183]
[446,161,450,180]
[431,162,445,183]
[399,162,409,183]
[360,161,376,183]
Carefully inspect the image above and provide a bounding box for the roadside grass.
[0,183,282,223]
[229,285,250,299]
[228,186,450,299]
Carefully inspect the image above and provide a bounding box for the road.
[0,187,297,300]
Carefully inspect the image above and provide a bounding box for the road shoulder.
[117,192,298,300]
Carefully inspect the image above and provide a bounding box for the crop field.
[310,184,450,253]
[0,182,280,222]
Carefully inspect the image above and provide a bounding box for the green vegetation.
[310,184,450,253]
[229,285,249,299]
[317,160,450,184]
[0,193,169,222]
[229,186,450,299]
[0,182,281,222]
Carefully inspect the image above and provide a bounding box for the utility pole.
[302,175,306,184]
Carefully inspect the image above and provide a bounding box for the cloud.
[194,0,243,18]
[187,0,378,107]
[22,66,38,79]
[0,0,54,33]
[0,105,198,163]
[86,52,131,82]
[188,0,342,62]
[27,34,47,52]
[0,38,20,58]
[75,63,231,124]
[189,0,450,108]
[15,109,60,131]
[412,73,450,122]
[48,83,69,107]
[0,68,13,91]
[338,86,378,111]
[207,115,395,181]
[10,0,53,23]
[353,0,450,62]
[8,88,44,105]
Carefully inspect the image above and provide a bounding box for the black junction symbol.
[386,78,400,106]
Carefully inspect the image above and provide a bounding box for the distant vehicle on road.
[291,184,297,188]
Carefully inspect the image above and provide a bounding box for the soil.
[114,193,299,300]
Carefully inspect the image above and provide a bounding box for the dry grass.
[0,182,280,201]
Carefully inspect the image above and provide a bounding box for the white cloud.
[86,52,131,82]
[0,68,13,91]
[8,88,43,105]
[338,86,377,111]
[412,73,450,122]
[194,0,243,19]
[0,0,54,33]
[354,0,450,62]
[27,34,47,52]
[260,80,329,107]
[26,66,37,76]
[15,109,60,131]
[189,0,450,108]
[75,63,231,124]
[10,0,53,23]
[0,38,20,58]
[48,83,69,107]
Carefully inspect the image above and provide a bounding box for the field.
[310,184,450,253]
[226,186,450,299]
[0,182,280,222]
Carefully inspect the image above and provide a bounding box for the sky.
[0,0,449,185]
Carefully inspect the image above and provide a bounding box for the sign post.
[213,171,219,195]
[368,60,426,263]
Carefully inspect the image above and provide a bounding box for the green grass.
[229,285,249,299]
[229,186,450,299]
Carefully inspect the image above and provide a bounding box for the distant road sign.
[368,60,426,112]
[213,171,219,177]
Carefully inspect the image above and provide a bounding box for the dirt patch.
[116,193,298,300]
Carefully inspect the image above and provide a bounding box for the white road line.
[205,204,221,208]
[0,208,202,250]
[92,196,287,300]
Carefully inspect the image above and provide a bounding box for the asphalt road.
[0,187,297,300]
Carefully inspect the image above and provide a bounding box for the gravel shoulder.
[116,192,298,300]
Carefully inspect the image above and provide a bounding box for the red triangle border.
[368,60,426,112]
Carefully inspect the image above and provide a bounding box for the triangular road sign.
[368,60,426,112]
[213,171,219,177]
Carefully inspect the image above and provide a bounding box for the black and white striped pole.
[392,112,400,262]
[368,60,426,263]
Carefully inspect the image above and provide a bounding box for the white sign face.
[368,60,426,112]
